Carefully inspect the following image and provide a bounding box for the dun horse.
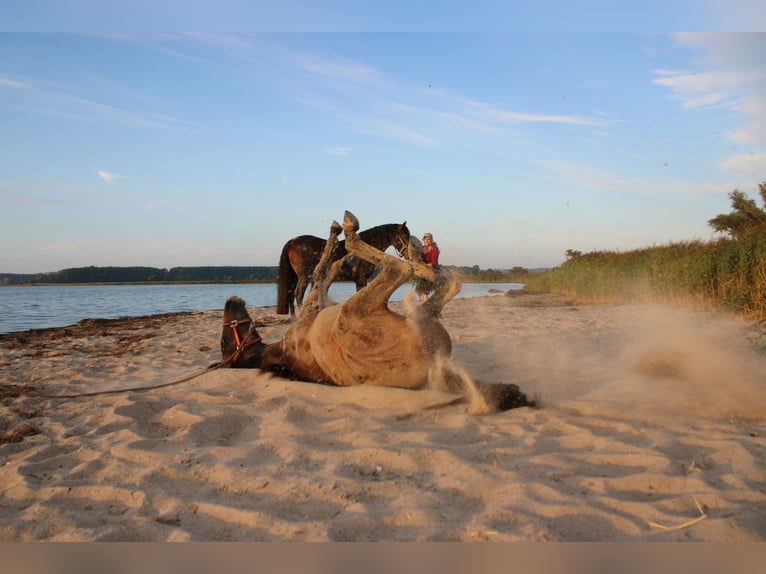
[276,222,410,315]
[221,211,533,412]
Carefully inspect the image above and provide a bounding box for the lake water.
[0,282,523,334]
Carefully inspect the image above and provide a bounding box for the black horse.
[276,222,410,315]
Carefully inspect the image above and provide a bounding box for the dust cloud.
[443,296,766,422]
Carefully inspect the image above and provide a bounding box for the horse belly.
[309,310,431,389]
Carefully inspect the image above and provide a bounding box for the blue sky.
[1,29,765,272]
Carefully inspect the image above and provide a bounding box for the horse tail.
[276,240,297,315]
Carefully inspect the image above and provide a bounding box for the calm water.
[0,282,522,334]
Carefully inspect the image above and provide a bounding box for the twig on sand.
[648,495,708,533]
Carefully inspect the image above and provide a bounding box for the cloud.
[322,146,351,156]
[538,159,742,197]
[653,34,766,146]
[287,50,387,87]
[0,77,29,89]
[0,68,188,131]
[274,43,605,148]
[718,152,766,178]
[98,170,119,183]
[460,98,605,126]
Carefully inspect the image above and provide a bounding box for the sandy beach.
[1,292,765,542]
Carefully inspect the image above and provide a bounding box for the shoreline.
[2,294,765,541]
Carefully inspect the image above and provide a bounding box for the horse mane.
[358,222,407,238]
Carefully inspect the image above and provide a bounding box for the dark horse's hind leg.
[294,273,311,311]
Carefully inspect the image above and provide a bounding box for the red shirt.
[422,244,439,267]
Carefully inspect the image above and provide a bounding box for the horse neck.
[359,224,398,249]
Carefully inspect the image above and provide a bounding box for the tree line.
[1,264,539,286]
[1,266,280,285]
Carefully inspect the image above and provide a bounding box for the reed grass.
[524,232,766,321]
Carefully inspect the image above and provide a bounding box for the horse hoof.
[330,220,342,236]
[343,211,360,234]
[480,383,531,411]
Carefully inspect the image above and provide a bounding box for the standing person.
[421,233,439,268]
[415,232,440,301]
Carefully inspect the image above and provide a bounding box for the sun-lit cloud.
[98,170,118,184]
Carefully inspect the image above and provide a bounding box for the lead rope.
[2,321,261,400]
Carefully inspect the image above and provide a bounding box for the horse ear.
[400,221,407,228]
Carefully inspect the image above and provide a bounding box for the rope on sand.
[1,340,252,400]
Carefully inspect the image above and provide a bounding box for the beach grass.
[524,232,766,321]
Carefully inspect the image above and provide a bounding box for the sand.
[1,292,765,542]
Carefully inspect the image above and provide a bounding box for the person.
[415,232,440,301]
[421,233,439,268]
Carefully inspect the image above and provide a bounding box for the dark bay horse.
[276,222,410,315]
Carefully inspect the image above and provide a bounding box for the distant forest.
[0,266,280,285]
[1,264,541,285]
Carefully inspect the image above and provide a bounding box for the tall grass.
[524,232,766,320]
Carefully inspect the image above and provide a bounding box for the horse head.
[393,221,410,258]
[221,296,264,367]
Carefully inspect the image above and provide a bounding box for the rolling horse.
[221,211,533,412]
[276,221,410,315]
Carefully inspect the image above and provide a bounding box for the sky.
[1,9,765,273]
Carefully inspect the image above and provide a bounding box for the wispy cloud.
[537,159,742,197]
[89,35,606,148]
[287,50,387,87]
[27,91,188,130]
[652,68,745,110]
[459,98,605,127]
[322,146,352,157]
[718,152,766,178]
[273,44,605,147]
[0,68,188,131]
[0,77,29,89]
[98,170,119,183]
[653,34,766,147]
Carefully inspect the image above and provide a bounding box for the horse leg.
[300,220,343,316]
[341,211,412,310]
[421,268,461,317]
[295,274,310,309]
[437,361,534,411]
[402,236,461,317]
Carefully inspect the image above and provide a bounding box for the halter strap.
[222,317,262,364]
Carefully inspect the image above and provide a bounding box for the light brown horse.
[276,222,410,315]
[221,211,532,412]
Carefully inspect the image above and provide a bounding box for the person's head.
[423,232,433,245]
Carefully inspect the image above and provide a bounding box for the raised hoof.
[407,236,424,261]
[330,220,342,237]
[479,383,532,411]
[343,211,360,235]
